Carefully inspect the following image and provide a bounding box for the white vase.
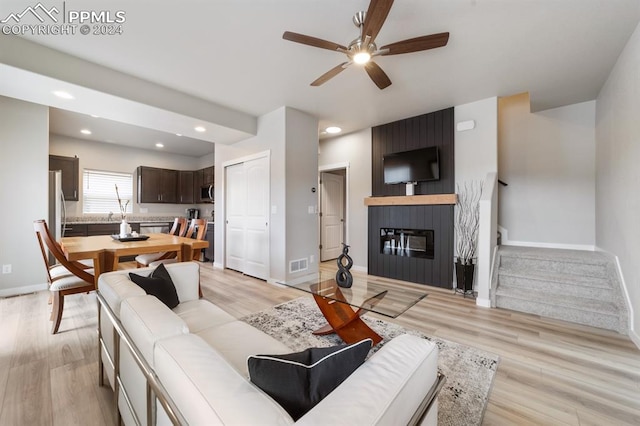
[120,220,130,237]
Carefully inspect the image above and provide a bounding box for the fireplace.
[380,228,434,259]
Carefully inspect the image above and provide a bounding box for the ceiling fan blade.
[361,0,394,42]
[380,32,450,55]
[364,61,392,90]
[311,62,350,86]
[283,31,347,52]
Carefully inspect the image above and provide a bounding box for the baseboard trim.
[351,265,367,273]
[213,262,224,270]
[629,329,640,350]
[502,240,596,251]
[498,226,595,251]
[475,297,491,308]
[0,283,47,298]
[597,247,636,348]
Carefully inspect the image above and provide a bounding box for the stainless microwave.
[201,184,214,202]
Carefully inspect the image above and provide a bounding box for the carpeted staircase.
[491,246,628,333]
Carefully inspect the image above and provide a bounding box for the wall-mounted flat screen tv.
[383,146,440,184]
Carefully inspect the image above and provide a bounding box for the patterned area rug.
[241,297,499,426]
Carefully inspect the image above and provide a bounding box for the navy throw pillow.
[247,338,372,420]
[129,263,179,309]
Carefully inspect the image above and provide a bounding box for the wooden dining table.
[59,233,209,284]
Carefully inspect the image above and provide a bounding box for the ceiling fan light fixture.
[353,51,371,64]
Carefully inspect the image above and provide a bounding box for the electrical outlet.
[310,255,315,264]
[2,264,11,274]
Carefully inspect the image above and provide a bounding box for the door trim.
[223,150,271,275]
[319,162,350,256]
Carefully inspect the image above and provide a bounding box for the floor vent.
[289,258,308,273]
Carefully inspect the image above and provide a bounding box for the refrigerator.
[48,170,66,265]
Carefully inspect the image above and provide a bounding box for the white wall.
[0,96,49,296]
[595,21,640,343]
[498,93,596,248]
[285,108,321,278]
[214,107,318,283]
[454,97,499,306]
[319,128,372,270]
[50,135,214,218]
[454,97,498,184]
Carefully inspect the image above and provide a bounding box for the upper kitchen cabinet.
[137,166,178,203]
[178,170,195,204]
[49,155,79,201]
[196,166,214,203]
[203,166,214,186]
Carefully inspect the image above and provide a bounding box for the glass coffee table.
[279,270,427,345]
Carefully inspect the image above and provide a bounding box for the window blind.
[83,169,133,215]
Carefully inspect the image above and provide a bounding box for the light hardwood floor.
[1,262,639,425]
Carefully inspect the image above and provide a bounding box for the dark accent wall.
[372,107,454,195]
[369,205,453,287]
[368,108,455,288]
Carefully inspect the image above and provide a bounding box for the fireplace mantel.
[364,194,457,206]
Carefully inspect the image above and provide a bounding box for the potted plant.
[454,180,483,296]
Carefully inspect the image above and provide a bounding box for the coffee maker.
[186,208,199,220]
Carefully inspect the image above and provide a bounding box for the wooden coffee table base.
[311,288,384,346]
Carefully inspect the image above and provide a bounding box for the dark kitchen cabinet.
[87,223,140,236]
[61,223,87,237]
[137,166,178,204]
[49,155,79,201]
[203,166,214,186]
[204,225,214,262]
[195,166,215,203]
[178,171,195,204]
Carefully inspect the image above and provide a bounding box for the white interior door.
[320,171,344,261]
[242,156,269,280]
[225,163,246,273]
[225,156,270,280]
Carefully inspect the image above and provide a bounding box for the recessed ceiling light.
[53,91,74,99]
[90,114,100,118]
[155,143,164,148]
[194,126,206,132]
[175,133,182,137]
[325,126,342,134]
[80,129,92,135]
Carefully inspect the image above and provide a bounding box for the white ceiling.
[1,0,639,150]
[49,108,215,157]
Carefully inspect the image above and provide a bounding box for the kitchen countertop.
[66,216,176,225]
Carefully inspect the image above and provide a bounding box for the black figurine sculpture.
[335,243,353,288]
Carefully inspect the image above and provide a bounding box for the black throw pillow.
[129,263,179,309]
[248,338,372,420]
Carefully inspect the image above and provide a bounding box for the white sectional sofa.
[97,261,444,425]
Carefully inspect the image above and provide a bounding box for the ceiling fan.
[282,0,449,90]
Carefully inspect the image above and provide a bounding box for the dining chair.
[135,217,188,268]
[149,218,208,267]
[33,219,95,334]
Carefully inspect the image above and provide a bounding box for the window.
[82,169,133,215]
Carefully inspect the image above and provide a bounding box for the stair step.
[497,270,615,301]
[491,246,627,334]
[499,255,608,279]
[496,292,623,332]
[495,286,618,315]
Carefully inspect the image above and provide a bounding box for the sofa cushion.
[173,299,236,333]
[98,273,146,318]
[248,338,372,420]
[196,321,292,376]
[154,334,294,425]
[120,295,189,367]
[295,334,439,426]
[129,264,179,309]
